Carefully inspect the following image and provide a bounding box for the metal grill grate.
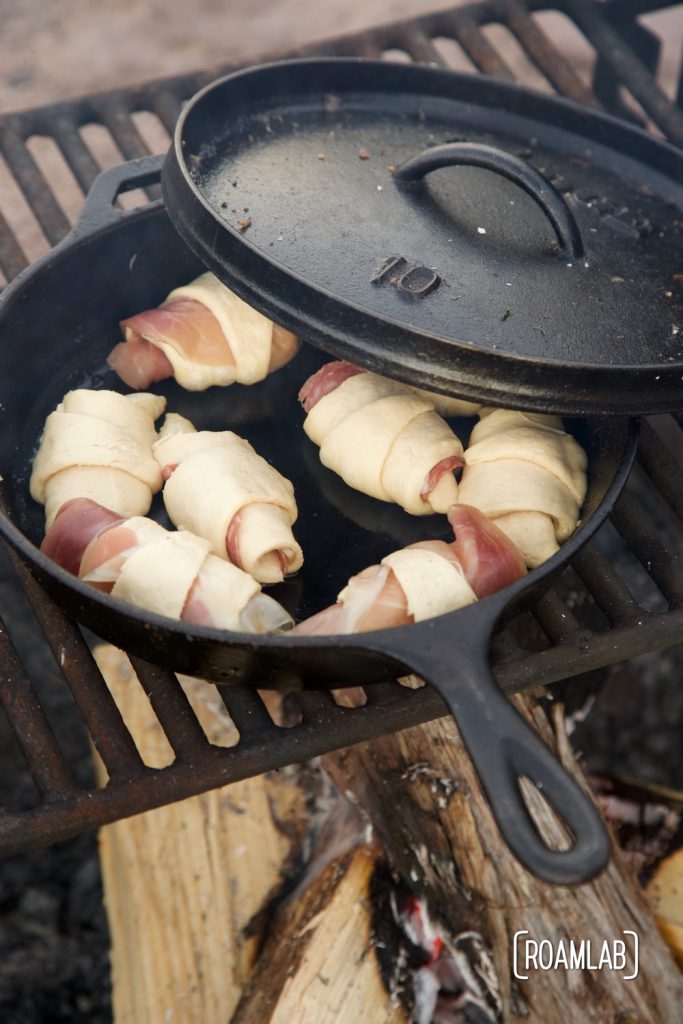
[0,0,681,857]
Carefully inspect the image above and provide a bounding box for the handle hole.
[519,775,575,852]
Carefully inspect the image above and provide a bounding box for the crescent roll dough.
[72,511,290,633]
[153,413,303,585]
[458,409,588,568]
[30,389,165,528]
[303,371,464,515]
[380,548,477,620]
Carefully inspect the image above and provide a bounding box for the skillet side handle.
[74,155,165,237]
[438,644,610,885]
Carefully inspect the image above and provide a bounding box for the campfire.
[0,2,682,1022]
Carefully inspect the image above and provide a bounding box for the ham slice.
[292,505,525,636]
[447,505,527,598]
[298,361,364,412]
[459,409,588,568]
[40,498,291,634]
[41,498,124,576]
[106,335,173,390]
[109,273,298,392]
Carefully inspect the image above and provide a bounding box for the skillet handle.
[74,155,165,237]
[387,615,610,885]
[394,142,584,258]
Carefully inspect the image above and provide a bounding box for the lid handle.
[394,142,584,258]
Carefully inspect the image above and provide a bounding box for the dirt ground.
[0,0,459,114]
[0,1,679,116]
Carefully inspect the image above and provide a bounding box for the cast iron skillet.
[0,158,638,885]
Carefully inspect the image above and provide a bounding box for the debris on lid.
[236,216,252,233]
[318,152,326,160]
[358,147,370,160]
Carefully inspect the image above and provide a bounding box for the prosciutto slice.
[293,504,525,636]
[447,505,526,598]
[40,498,124,576]
[299,362,465,515]
[41,498,291,634]
[109,272,299,392]
[458,409,588,568]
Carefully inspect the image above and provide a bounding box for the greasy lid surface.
[163,59,683,414]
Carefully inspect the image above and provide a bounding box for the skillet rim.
[0,174,639,663]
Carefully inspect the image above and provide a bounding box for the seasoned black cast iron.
[0,158,637,884]
[162,58,683,416]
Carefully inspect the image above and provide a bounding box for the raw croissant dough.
[30,389,165,528]
[303,371,465,515]
[458,409,588,567]
[78,512,289,633]
[153,413,303,584]
[379,548,477,620]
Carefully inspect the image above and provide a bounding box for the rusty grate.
[0,0,681,857]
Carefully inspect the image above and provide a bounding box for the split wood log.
[322,691,683,1023]
[93,646,311,1024]
[231,830,407,1024]
[93,647,404,1024]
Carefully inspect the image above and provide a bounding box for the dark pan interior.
[0,203,631,683]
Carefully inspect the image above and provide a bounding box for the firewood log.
[322,693,683,1022]
[93,647,312,1024]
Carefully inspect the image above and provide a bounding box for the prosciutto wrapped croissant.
[30,389,165,528]
[154,414,303,585]
[41,498,292,634]
[293,505,525,635]
[299,362,465,515]
[108,272,299,391]
[458,409,588,568]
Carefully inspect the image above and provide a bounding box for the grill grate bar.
[218,686,277,735]
[438,11,517,79]
[532,589,580,640]
[399,27,449,65]
[494,610,682,691]
[569,542,643,626]
[562,0,683,145]
[0,127,71,246]
[295,689,341,718]
[498,0,598,105]
[149,89,185,136]
[0,204,28,279]
[51,120,101,193]
[127,657,214,762]
[0,618,78,802]
[610,492,683,608]
[637,418,683,523]
[97,101,156,163]
[5,549,148,779]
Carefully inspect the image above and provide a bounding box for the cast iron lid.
[162,58,683,415]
